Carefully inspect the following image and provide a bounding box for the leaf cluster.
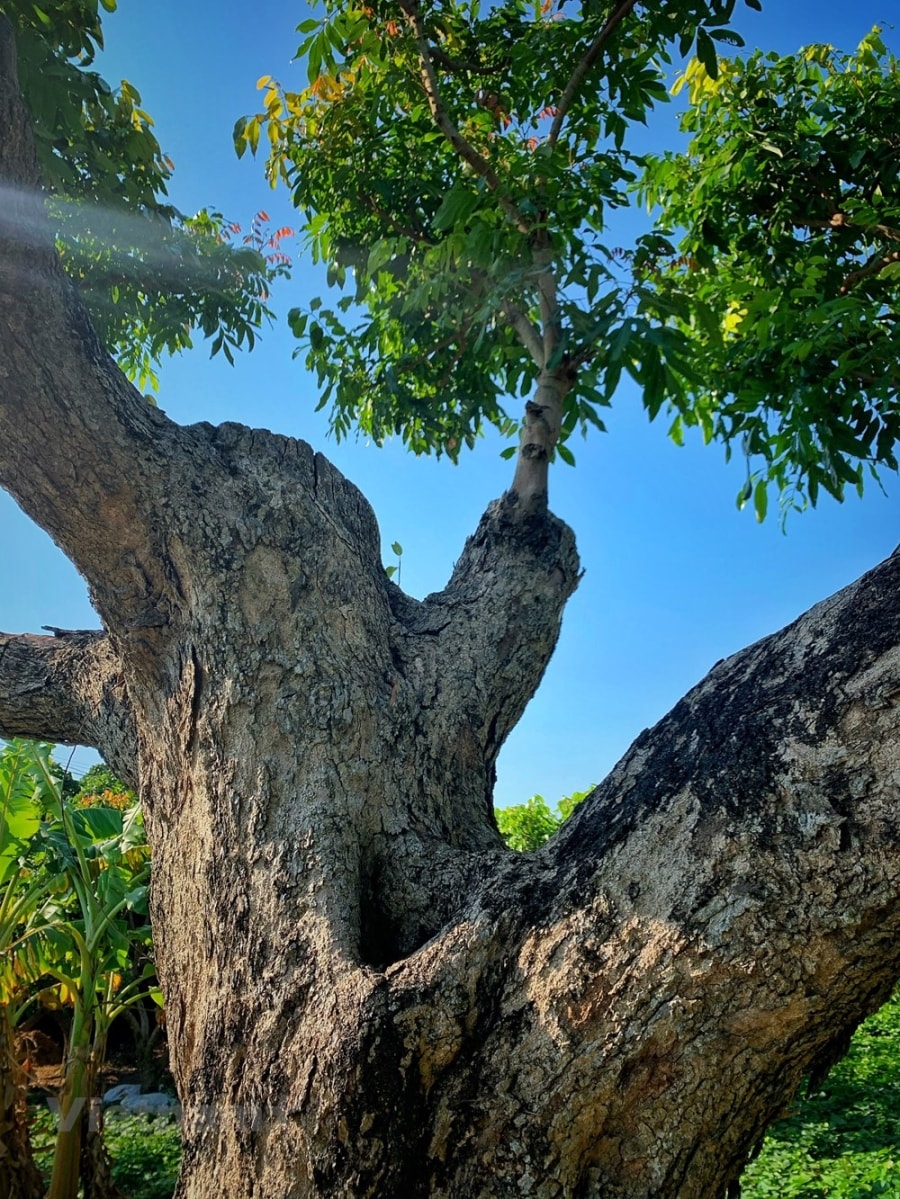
[495,785,593,851]
[639,28,900,517]
[1,742,157,1028]
[238,0,757,458]
[1,1,292,390]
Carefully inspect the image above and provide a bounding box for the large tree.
[2,2,900,1196]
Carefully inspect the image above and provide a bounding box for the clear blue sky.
[2,2,897,802]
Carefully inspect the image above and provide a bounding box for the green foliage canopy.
[1,0,292,391]
[237,1,900,516]
[640,28,900,518]
[239,0,758,459]
[495,786,593,851]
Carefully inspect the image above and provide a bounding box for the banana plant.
[0,741,160,1199]
[27,748,156,1199]
[0,739,50,1199]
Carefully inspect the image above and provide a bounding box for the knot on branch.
[524,398,551,425]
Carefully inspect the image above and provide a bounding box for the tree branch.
[383,545,900,1196]
[0,630,137,787]
[798,213,900,244]
[548,0,639,148]
[533,237,560,362]
[360,192,434,245]
[0,17,189,644]
[393,496,580,787]
[841,248,900,294]
[428,45,508,78]
[501,299,544,365]
[794,213,900,294]
[397,0,531,235]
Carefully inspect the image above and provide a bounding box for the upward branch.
[502,299,544,365]
[0,17,194,649]
[398,0,531,235]
[548,0,639,147]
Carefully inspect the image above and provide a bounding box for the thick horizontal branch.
[0,630,137,787]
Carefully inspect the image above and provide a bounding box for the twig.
[548,0,639,149]
[361,193,433,245]
[398,0,531,235]
[841,249,900,295]
[429,46,509,77]
[796,213,900,292]
[803,213,900,242]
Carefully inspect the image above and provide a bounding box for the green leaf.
[245,117,260,156]
[696,28,720,79]
[710,30,745,47]
[233,117,249,159]
[432,184,479,233]
[753,479,768,522]
[495,795,559,852]
[288,309,308,338]
[73,805,123,840]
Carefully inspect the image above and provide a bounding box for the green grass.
[742,993,900,1197]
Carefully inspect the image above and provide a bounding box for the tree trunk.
[2,16,900,1199]
[0,1006,44,1199]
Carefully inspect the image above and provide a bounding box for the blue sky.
[2,1,898,803]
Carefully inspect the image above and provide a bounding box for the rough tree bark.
[2,17,900,1198]
[0,1007,44,1199]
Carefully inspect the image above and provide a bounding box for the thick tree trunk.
[2,16,900,1199]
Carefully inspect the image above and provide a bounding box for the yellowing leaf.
[722,303,747,338]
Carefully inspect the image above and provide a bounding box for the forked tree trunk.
[1,16,900,1199]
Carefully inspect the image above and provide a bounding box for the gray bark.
[0,630,136,787]
[2,15,900,1199]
